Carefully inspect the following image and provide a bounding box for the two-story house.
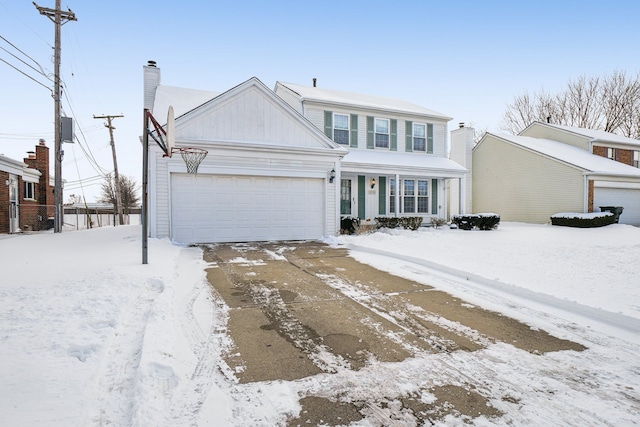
[274,82,467,224]
[472,121,640,225]
[143,62,467,244]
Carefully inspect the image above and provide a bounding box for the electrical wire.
[0,57,51,92]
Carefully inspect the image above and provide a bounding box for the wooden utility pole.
[94,114,125,225]
[34,1,76,233]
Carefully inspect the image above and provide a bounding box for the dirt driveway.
[203,241,585,425]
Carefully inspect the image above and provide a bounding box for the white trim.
[594,180,640,190]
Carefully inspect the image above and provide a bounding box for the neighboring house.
[473,122,640,225]
[0,139,54,233]
[143,63,347,244]
[274,81,468,224]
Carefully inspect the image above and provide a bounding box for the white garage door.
[593,187,640,226]
[171,174,325,243]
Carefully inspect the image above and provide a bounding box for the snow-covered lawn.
[0,223,638,426]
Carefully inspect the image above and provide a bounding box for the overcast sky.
[2,0,640,202]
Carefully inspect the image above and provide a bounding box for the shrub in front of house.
[550,212,615,228]
[430,217,447,229]
[452,213,500,230]
[375,216,423,230]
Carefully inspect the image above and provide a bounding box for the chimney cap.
[147,60,157,67]
[459,122,465,128]
[38,138,46,145]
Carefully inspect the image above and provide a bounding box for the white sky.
[2,0,640,201]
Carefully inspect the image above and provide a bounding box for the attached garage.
[171,174,325,243]
[594,185,640,226]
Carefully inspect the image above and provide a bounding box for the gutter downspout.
[583,173,589,213]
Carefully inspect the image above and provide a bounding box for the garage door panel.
[594,187,640,226]
[171,174,325,243]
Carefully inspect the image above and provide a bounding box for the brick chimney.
[24,139,53,206]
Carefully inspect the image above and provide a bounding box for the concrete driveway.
[202,241,584,425]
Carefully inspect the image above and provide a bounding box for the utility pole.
[34,1,77,233]
[94,114,124,225]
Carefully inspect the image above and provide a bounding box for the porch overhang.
[340,150,467,178]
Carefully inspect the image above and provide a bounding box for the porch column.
[395,174,400,216]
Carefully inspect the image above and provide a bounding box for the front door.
[340,179,353,216]
[8,175,19,233]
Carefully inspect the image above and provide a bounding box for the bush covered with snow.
[375,216,423,230]
[550,211,615,228]
[452,213,500,230]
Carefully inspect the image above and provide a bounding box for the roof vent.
[147,60,157,67]
[312,78,317,87]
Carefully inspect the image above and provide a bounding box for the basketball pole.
[142,109,149,264]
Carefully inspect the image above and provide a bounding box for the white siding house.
[144,63,346,244]
[274,82,467,224]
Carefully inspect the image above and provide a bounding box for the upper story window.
[413,123,426,151]
[23,182,35,200]
[634,151,639,168]
[375,118,390,148]
[606,147,618,161]
[333,113,349,145]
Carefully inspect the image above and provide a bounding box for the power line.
[0,57,52,91]
[0,34,49,75]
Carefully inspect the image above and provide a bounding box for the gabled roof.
[522,121,640,148]
[276,82,452,121]
[159,77,348,154]
[153,85,220,119]
[483,133,640,177]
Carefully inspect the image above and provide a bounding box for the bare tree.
[500,70,640,135]
[98,174,140,214]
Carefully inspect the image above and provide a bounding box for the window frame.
[400,178,430,214]
[374,118,390,149]
[23,181,36,201]
[634,151,639,168]
[412,123,427,152]
[333,113,350,145]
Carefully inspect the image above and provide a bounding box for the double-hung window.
[634,151,639,168]
[401,179,430,213]
[375,118,389,148]
[413,123,426,152]
[389,178,396,214]
[333,113,349,145]
[23,182,35,200]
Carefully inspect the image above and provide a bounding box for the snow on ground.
[0,223,639,426]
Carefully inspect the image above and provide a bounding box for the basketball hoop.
[175,147,208,174]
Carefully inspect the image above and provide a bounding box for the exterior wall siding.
[274,86,303,115]
[0,171,8,233]
[520,124,591,151]
[305,106,448,156]
[473,135,585,223]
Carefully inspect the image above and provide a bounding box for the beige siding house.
[473,130,640,225]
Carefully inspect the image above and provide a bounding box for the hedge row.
[550,213,615,228]
[452,213,500,230]
[375,216,423,230]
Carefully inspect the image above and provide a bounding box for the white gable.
[153,85,220,119]
[174,78,346,152]
[524,122,640,148]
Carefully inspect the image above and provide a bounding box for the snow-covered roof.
[527,122,640,147]
[341,150,467,177]
[277,82,452,121]
[153,85,220,120]
[490,133,640,177]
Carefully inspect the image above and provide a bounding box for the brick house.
[0,140,55,233]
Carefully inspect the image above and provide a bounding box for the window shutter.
[390,119,397,151]
[427,123,434,154]
[324,111,333,139]
[366,116,374,149]
[405,121,413,152]
[358,175,366,219]
[431,179,438,214]
[378,176,386,215]
[350,114,358,148]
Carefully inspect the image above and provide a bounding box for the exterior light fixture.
[370,178,376,189]
[329,169,336,183]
